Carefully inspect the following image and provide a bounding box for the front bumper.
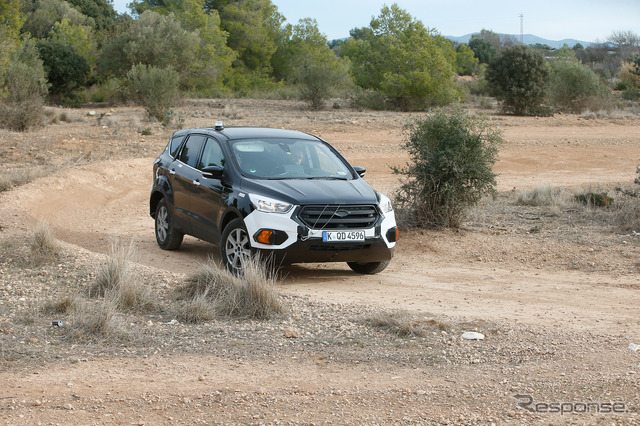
[243,206,397,265]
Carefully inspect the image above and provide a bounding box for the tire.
[155,198,183,250]
[220,218,253,272]
[347,260,390,275]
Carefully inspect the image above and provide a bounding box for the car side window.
[169,135,185,158]
[197,138,225,170]
[178,135,206,168]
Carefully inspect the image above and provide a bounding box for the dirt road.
[1,102,639,423]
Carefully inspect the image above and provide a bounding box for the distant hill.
[445,33,593,49]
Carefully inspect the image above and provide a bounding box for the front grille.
[297,205,379,229]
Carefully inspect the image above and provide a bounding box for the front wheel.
[155,198,183,250]
[220,218,253,273]
[347,260,390,275]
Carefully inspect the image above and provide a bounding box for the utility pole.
[519,14,524,44]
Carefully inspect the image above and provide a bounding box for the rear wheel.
[347,260,390,275]
[155,198,183,250]
[220,218,253,272]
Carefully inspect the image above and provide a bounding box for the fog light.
[386,227,399,243]
[256,230,274,244]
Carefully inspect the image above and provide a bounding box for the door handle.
[192,179,201,187]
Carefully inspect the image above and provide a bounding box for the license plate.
[322,230,365,242]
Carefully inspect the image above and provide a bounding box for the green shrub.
[392,107,502,228]
[349,87,387,110]
[550,59,611,113]
[125,64,180,121]
[486,45,550,115]
[295,52,350,110]
[575,192,614,207]
[36,39,90,97]
[0,39,48,131]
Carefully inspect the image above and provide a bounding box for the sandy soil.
[1,99,639,424]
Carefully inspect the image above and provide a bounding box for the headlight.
[377,192,393,214]
[249,194,293,214]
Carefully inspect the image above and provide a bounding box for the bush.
[486,45,550,115]
[126,64,181,121]
[36,39,90,97]
[0,39,48,131]
[393,107,502,228]
[349,87,388,110]
[550,59,611,113]
[575,192,614,207]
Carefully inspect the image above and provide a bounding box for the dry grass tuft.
[176,292,216,324]
[613,193,640,232]
[222,104,244,119]
[68,298,125,340]
[0,167,48,192]
[364,310,449,338]
[90,240,153,311]
[516,185,572,210]
[41,294,81,315]
[29,221,60,264]
[177,256,281,322]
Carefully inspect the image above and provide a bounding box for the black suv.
[150,124,398,274]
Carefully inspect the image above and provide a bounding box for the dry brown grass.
[90,240,153,311]
[29,221,60,265]
[177,256,282,321]
[68,298,125,340]
[516,185,573,211]
[364,310,449,338]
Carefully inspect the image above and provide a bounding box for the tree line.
[1,0,639,130]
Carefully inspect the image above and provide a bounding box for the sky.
[111,0,639,43]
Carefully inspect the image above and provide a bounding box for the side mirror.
[353,166,366,178]
[202,165,223,179]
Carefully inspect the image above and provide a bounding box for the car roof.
[172,126,320,142]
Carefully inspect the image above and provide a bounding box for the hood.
[241,178,378,205]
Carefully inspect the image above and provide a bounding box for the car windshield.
[230,139,354,180]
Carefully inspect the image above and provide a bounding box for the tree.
[65,0,117,31]
[486,44,550,115]
[471,29,502,52]
[0,39,48,131]
[285,19,350,110]
[48,18,97,68]
[98,11,198,80]
[455,43,478,75]
[23,0,95,39]
[126,64,180,121]
[392,107,501,228]
[37,39,90,96]
[121,1,234,94]
[0,0,24,80]
[468,37,496,64]
[341,4,458,110]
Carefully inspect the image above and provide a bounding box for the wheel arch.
[150,190,165,218]
[219,209,242,234]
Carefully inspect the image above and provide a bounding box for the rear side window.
[169,136,185,158]
[179,135,206,168]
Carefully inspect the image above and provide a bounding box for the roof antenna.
[214,121,224,131]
